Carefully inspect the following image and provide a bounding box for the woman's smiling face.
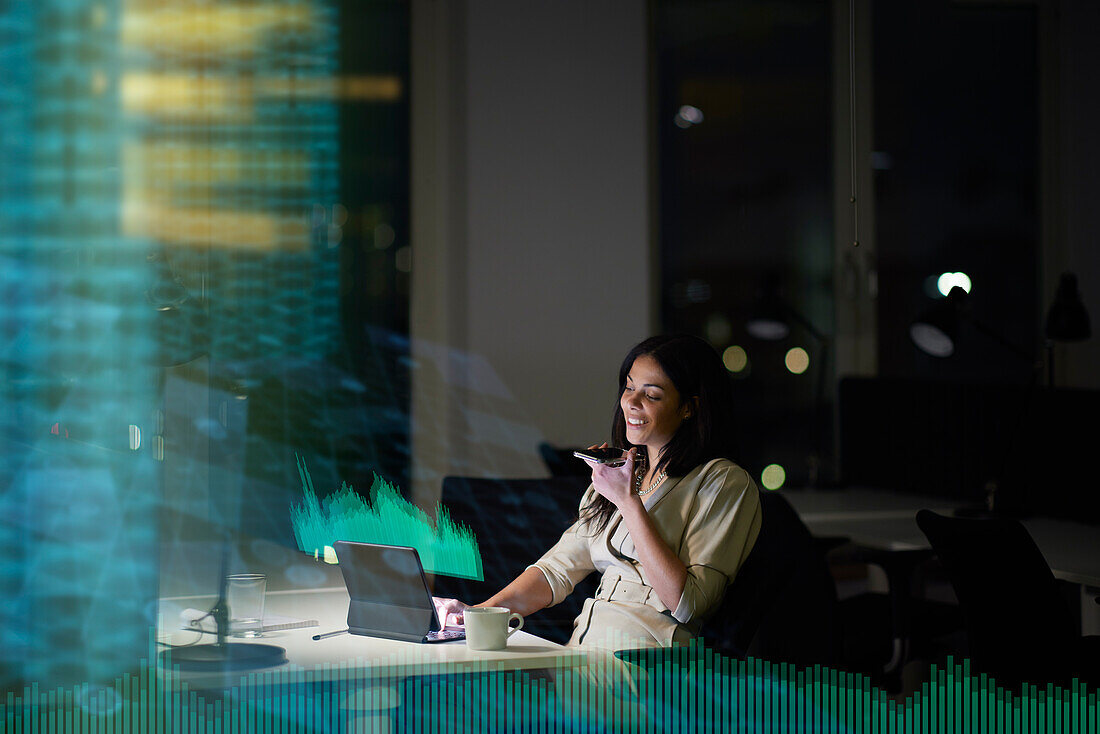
[619,354,692,456]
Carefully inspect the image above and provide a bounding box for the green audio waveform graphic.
[290,455,484,580]
[3,639,1098,733]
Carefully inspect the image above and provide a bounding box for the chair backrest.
[538,442,591,478]
[702,490,838,666]
[915,509,1076,683]
[432,475,595,644]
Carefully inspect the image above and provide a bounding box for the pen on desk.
[312,628,348,641]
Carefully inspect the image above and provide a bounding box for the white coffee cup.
[464,607,524,651]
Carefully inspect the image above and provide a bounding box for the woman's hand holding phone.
[582,443,637,508]
[572,445,629,466]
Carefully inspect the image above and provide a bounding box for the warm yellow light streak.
[256,75,403,102]
[339,75,403,101]
[122,196,309,251]
[121,5,316,57]
[121,73,254,122]
[122,143,309,187]
[121,73,403,119]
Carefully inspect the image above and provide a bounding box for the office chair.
[915,509,1100,690]
[699,490,840,667]
[701,492,946,692]
[833,542,970,693]
[432,475,596,644]
[538,442,592,477]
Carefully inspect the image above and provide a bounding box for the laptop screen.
[332,541,446,643]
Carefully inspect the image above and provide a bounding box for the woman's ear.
[682,396,699,420]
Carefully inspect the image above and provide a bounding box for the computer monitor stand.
[158,545,286,672]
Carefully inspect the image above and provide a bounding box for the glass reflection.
[0,0,410,692]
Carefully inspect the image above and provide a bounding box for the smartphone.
[573,447,630,467]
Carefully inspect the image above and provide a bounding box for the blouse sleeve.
[526,486,600,607]
[671,462,762,624]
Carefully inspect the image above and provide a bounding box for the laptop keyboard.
[424,628,466,643]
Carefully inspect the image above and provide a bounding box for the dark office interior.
[1,0,1098,729]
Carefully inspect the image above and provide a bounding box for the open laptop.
[332,540,465,643]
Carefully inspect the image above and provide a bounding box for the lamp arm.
[781,303,826,344]
[968,318,1039,369]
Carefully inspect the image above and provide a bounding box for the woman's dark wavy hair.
[579,334,739,533]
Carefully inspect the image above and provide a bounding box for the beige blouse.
[530,458,762,650]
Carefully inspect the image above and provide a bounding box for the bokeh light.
[784,347,810,374]
[936,272,972,297]
[705,313,732,345]
[722,345,748,373]
[761,464,786,490]
[374,222,396,249]
[674,105,704,128]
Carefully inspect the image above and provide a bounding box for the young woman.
[436,334,762,650]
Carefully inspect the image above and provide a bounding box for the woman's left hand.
[585,443,638,508]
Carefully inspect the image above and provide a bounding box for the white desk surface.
[781,487,1100,588]
[781,486,963,524]
[159,587,590,689]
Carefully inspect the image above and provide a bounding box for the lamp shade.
[910,286,966,358]
[746,315,790,341]
[746,291,791,341]
[1044,272,1091,342]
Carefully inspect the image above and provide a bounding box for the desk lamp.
[1043,272,1091,386]
[911,274,1091,386]
[909,285,1034,363]
[910,286,1033,515]
[908,275,1092,515]
[908,287,962,357]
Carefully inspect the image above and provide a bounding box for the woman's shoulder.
[682,457,757,495]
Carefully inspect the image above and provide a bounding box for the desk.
[783,487,1100,635]
[157,585,588,723]
[158,587,593,729]
[783,487,1100,586]
[159,588,587,681]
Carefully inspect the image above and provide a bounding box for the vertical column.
[409,0,470,507]
[832,0,878,381]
